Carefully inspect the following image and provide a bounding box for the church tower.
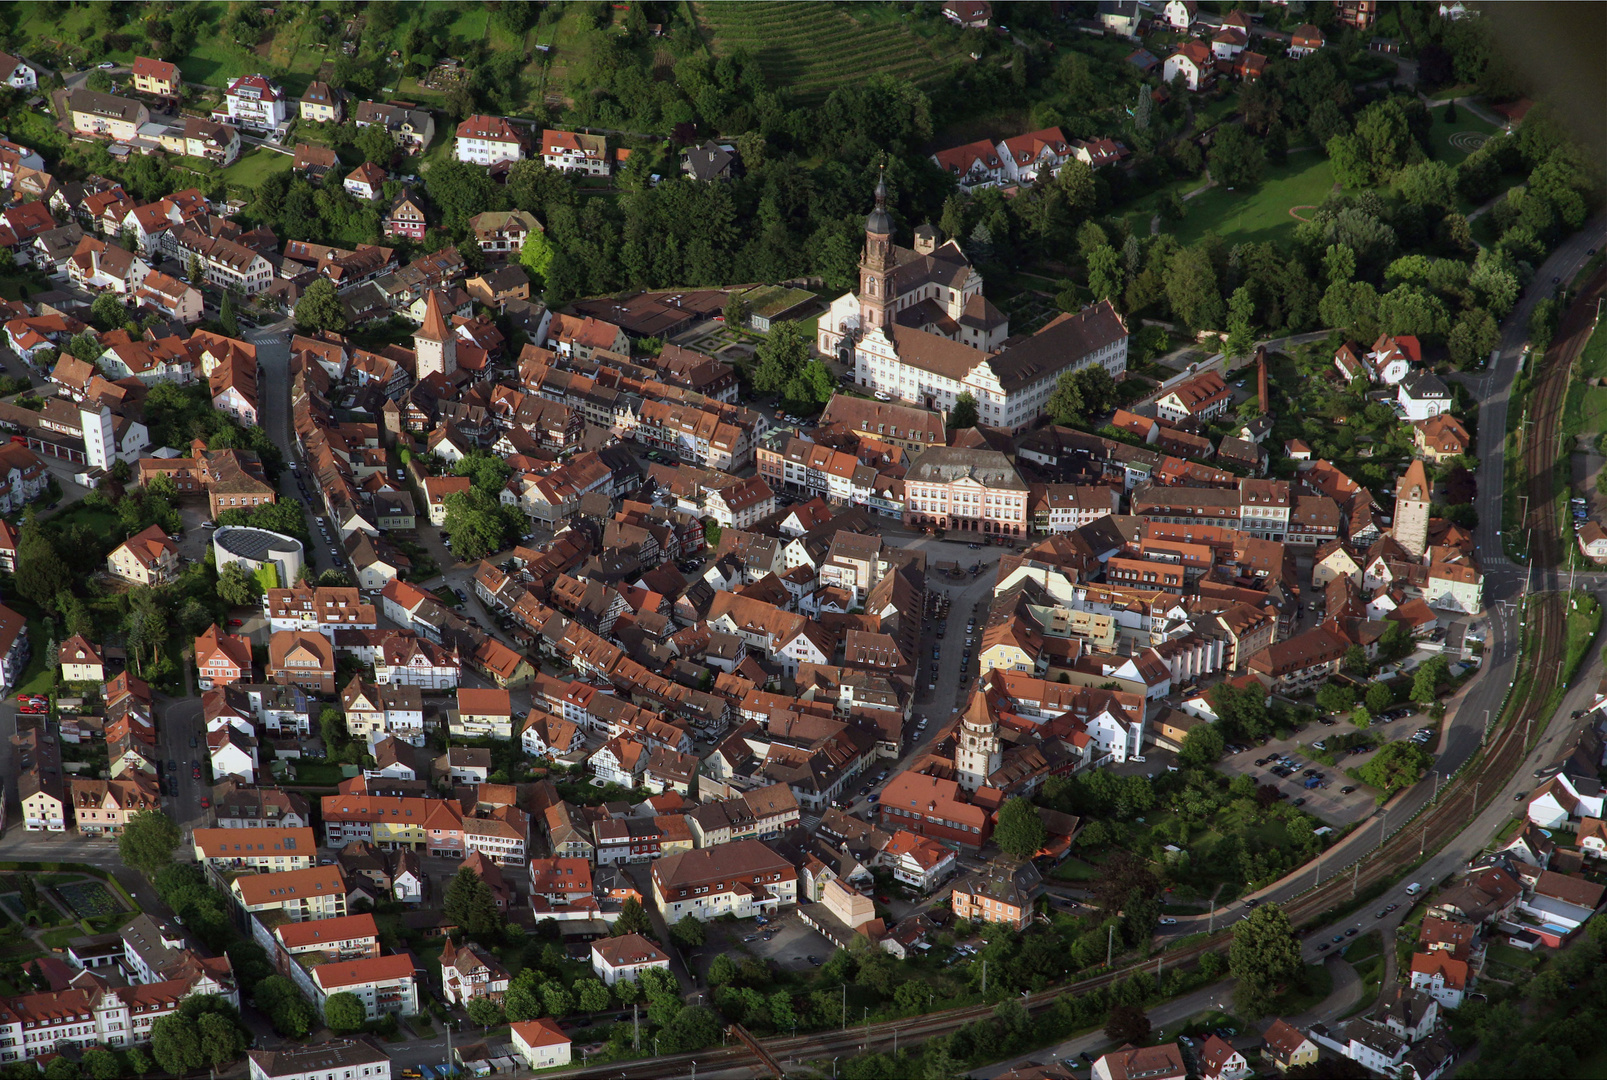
[414,289,457,379]
[858,173,894,333]
[1394,459,1431,559]
[954,692,1002,792]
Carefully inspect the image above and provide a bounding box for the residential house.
[455,114,528,167]
[948,861,1040,931]
[1092,1045,1186,1080]
[195,624,253,689]
[130,57,179,97]
[58,635,104,683]
[267,631,337,695]
[510,1019,570,1071]
[299,81,344,124]
[310,954,418,1019]
[591,934,671,986]
[107,525,181,586]
[450,688,515,740]
[343,162,387,201]
[218,74,287,132]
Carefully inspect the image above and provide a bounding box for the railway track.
[559,273,1607,1080]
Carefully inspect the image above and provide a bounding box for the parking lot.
[686,912,833,978]
[1211,707,1440,827]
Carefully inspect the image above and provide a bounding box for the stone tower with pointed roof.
[1395,458,1430,559]
[954,691,1002,792]
[858,172,894,334]
[414,289,457,379]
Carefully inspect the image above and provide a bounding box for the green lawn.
[1171,150,1336,247]
[1579,322,1607,380]
[1426,107,1500,164]
[1560,382,1607,445]
[1049,857,1101,882]
[46,503,123,548]
[1485,941,1540,969]
[221,147,296,191]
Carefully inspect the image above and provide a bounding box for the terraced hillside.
[693,2,961,102]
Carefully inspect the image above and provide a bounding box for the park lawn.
[221,147,296,190]
[1172,150,1336,247]
[1427,108,1500,164]
[46,501,122,547]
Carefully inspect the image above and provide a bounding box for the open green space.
[693,1,964,103]
[221,147,297,190]
[1170,150,1337,247]
[1426,107,1500,163]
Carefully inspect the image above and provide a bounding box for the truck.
[1304,775,1322,789]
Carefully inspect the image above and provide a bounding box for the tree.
[254,975,315,1037]
[949,392,979,430]
[1315,684,1355,714]
[215,565,258,607]
[294,278,348,334]
[1165,246,1224,331]
[467,998,505,1028]
[324,992,366,1034]
[442,489,520,560]
[1448,307,1500,368]
[125,1047,152,1077]
[993,798,1047,859]
[1225,284,1256,358]
[80,1049,119,1080]
[150,1013,204,1077]
[519,230,554,287]
[575,978,611,1013]
[1411,656,1449,704]
[1365,682,1394,714]
[723,293,751,329]
[90,291,128,332]
[196,1010,245,1067]
[504,970,543,1021]
[707,953,739,987]
[1178,723,1225,766]
[442,866,503,939]
[612,897,655,939]
[219,290,239,337]
[1357,741,1434,795]
[1209,124,1266,190]
[669,915,705,947]
[15,525,69,607]
[751,321,809,397]
[118,810,182,877]
[1229,904,1304,1016]
[44,1057,80,1080]
[1046,368,1085,427]
[541,981,574,1017]
[1104,1003,1152,1044]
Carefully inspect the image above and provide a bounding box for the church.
[818,177,1130,435]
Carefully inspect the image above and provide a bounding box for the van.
[1404,882,1421,896]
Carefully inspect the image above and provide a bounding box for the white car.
[1159,917,1178,925]
[97,62,115,69]
[874,391,891,402]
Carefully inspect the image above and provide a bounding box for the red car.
[227,618,244,627]
[199,797,211,810]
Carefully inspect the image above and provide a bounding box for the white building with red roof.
[218,74,287,132]
[511,1018,571,1070]
[590,933,671,986]
[456,114,529,167]
[881,829,957,892]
